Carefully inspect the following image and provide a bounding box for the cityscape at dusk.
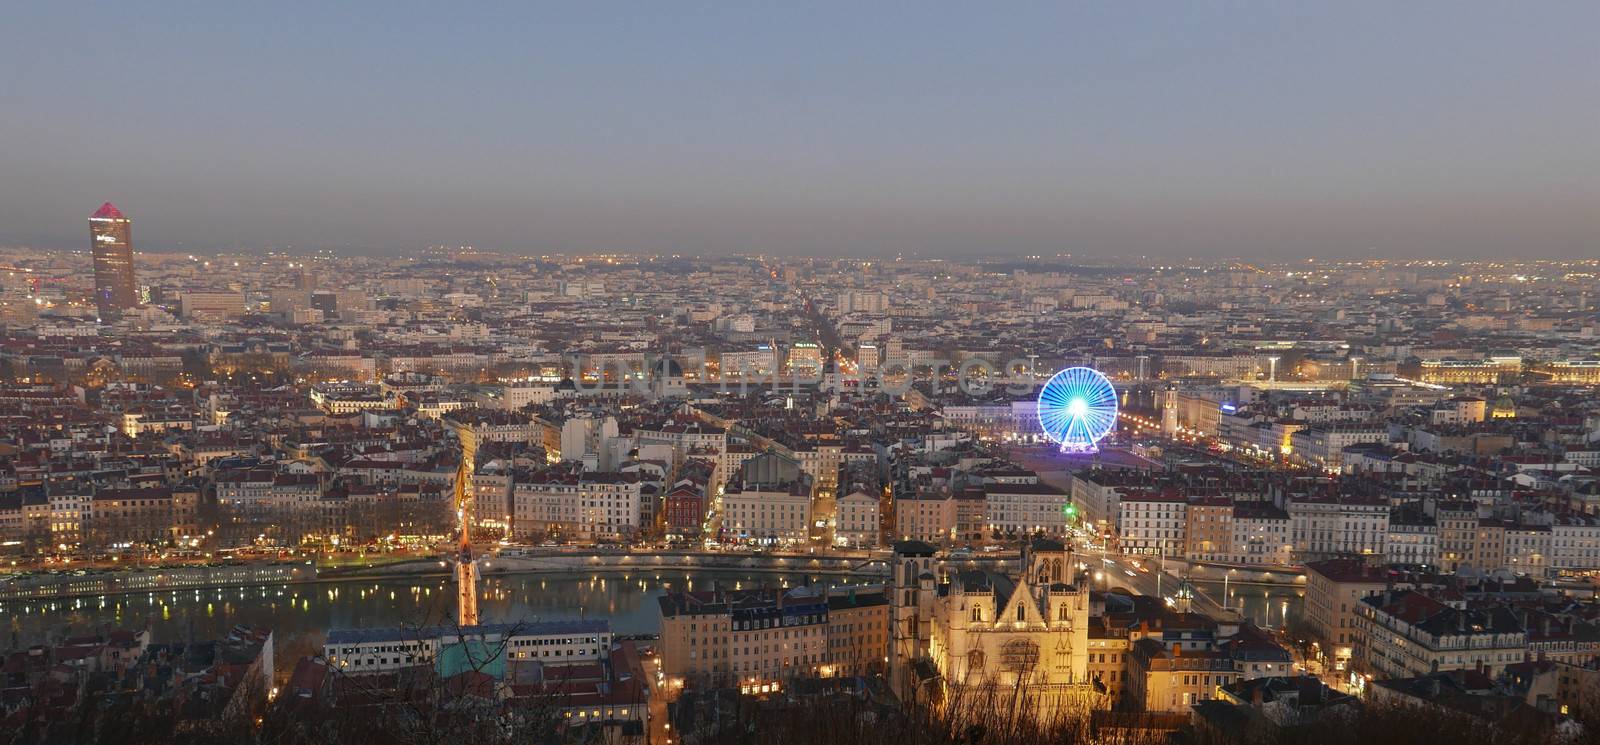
[2,4,1598,745]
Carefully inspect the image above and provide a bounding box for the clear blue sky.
[2,2,1595,258]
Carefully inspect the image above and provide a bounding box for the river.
[0,569,873,651]
[1189,579,1305,629]
[0,570,1304,654]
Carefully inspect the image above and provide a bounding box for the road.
[1089,550,1241,621]
[1091,548,1332,686]
[647,656,674,745]
[800,296,845,363]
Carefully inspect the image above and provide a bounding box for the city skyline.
[3,4,1600,743]
[3,2,1596,258]
[1,241,1598,743]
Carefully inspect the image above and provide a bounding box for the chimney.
[1252,686,1264,705]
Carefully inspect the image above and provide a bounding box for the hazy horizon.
[3,2,1596,259]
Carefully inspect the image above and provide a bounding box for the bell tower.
[889,539,937,698]
[1161,382,1180,437]
[1025,535,1073,586]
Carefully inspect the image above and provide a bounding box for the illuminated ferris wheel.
[1036,366,1118,452]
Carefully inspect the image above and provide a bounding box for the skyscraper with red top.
[89,201,136,317]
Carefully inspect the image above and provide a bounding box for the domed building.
[651,356,688,398]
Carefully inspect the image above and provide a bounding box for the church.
[891,537,1101,717]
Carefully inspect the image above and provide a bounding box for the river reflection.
[1,570,1304,655]
[2,570,876,650]
[1189,579,1305,628]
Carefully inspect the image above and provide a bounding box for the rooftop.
[325,619,608,645]
[90,201,127,220]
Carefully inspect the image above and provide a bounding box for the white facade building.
[1117,492,1188,556]
[835,489,881,548]
[984,483,1072,536]
[324,621,612,674]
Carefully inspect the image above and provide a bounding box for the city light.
[0,13,1588,741]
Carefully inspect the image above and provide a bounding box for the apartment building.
[1185,496,1233,562]
[835,488,881,548]
[1550,513,1600,570]
[1118,491,1187,557]
[722,481,812,545]
[983,482,1072,536]
[1288,493,1388,563]
[658,586,874,690]
[1303,559,1392,671]
[511,467,644,541]
[1231,503,1292,565]
[1384,503,1439,566]
[323,621,611,674]
[1125,623,1238,712]
[1071,470,1158,534]
[894,491,955,544]
[1289,426,1389,470]
[309,383,391,414]
[1432,499,1479,571]
[87,487,178,546]
[1355,590,1526,679]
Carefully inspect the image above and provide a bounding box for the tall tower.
[1161,382,1179,437]
[89,202,137,318]
[295,263,318,291]
[889,539,936,699]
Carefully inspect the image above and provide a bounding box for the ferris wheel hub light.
[1068,398,1088,417]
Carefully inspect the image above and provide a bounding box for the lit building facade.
[1538,360,1600,384]
[657,586,888,691]
[894,538,1098,717]
[1416,357,1523,385]
[1303,559,1391,672]
[1354,590,1526,679]
[323,620,611,674]
[835,488,881,548]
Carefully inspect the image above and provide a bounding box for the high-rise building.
[295,263,318,290]
[89,202,136,317]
